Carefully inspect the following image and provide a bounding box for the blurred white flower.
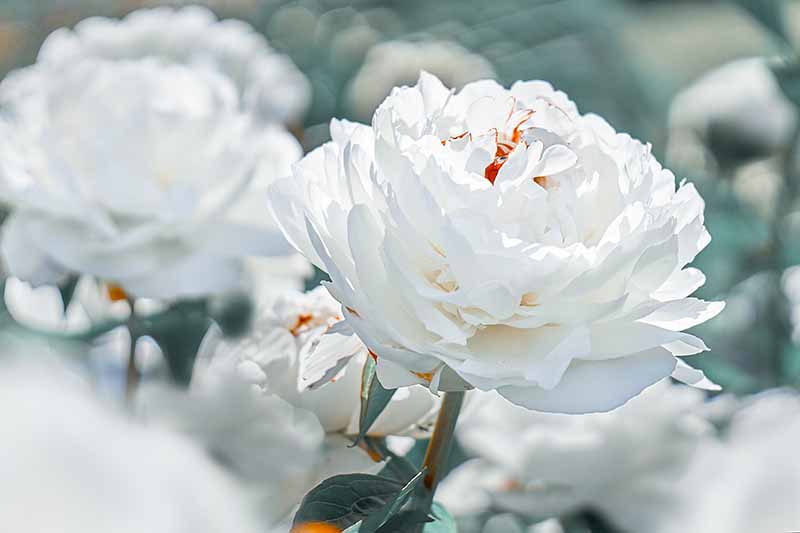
[439,381,712,532]
[657,390,800,533]
[0,58,301,299]
[4,275,129,333]
[667,58,796,173]
[270,72,723,413]
[194,286,441,437]
[346,40,496,121]
[0,359,262,533]
[244,253,314,304]
[28,5,310,125]
[135,377,329,531]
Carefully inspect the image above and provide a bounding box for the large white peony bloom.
[269,72,723,413]
[0,58,302,299]
[194,286,441,436]
[0,359,262,533]
[439,381,713,532]
[26,5,310,125]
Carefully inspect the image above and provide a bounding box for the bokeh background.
[1,0,799,395]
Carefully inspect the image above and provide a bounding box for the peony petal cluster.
[439,381,713,532]
[270,72,723,413]
[23,6,310,125]
[0,56,301,299]
[193,286,441,437]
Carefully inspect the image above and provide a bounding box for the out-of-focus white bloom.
[4,276,129,333]
[270,72,723,413]
[194,286,441,436]
[28,6,309,125]
[136,378,329,531]
[0,58,302,299]
[0,359,262,533]
[244,254,314,304]
[667,58,796,173]
[346,40,496,121]
[657,390,800,533]
[438,381,713,532]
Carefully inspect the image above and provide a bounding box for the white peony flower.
[0,58,302,299]
[194,286,441,437]
[28,5,310,125]
[439,381,713,532]
[656,390,800,533]
[667,58,796,173]
[269,72,723,413]
[346,40,496,122]
[0,359,262,533]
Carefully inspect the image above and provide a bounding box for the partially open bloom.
[25,6,310,125]
[270,72,723,413]
[4,276,129,334]
[0,58,301,299]
[194,286,441,436]
[440,381,713,532]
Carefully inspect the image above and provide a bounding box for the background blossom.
[0,58,301,298]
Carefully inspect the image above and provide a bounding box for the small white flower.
[4,276,129,333]
[0,359,262,533]
[270,72,723,413]
[194,286,441,437]
[0,58,302,299]
[28,5,310,125]
[439,381,712,532]
[667,58,796,173]
[346,40,496,121]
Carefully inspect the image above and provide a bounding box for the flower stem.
[413,390,465,531]
[125,299,139,401]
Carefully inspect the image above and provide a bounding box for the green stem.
[412,390,465,532]
[125,299,140,401]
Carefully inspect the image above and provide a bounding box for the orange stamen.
[291,523,342,533]
[289,313,313,336]
[106,284,128,302]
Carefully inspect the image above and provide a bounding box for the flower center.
[442,106,536,185]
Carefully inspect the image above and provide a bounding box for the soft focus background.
[2,1,800,532]
[1,0,798,393]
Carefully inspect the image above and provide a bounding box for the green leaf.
[732,0,791,49]
[422,503,457,533]
[360,469,426,533]
[142,300,211,386]
[206,291,253,338]
[57,275,80,310]
[292,473,405,532]
[354,355,396,444]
